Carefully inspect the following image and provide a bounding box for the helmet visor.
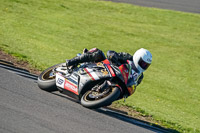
[138,58,150,70]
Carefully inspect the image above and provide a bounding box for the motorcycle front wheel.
[37,63,64,92]
[81,87,120,109]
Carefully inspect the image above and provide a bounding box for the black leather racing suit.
[66,48,143,87]
[82,49,143,87]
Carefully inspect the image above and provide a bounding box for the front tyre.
[81,87,120,109]
[37,63,64,92]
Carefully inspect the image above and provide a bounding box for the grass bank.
[0,0,200,132]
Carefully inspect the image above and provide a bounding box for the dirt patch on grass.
[0,50,41,75]
[108,103,156,123]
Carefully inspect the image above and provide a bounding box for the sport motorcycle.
[38,59,133,109]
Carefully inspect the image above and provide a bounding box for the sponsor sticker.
[56,73,78,95]
[64,80,78,95]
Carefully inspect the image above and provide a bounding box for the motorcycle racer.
[66,48,152,95]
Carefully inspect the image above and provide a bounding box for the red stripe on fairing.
[102,59,110,65]
[64,80,78,95]
[107,65,116,77]
[102,59,115,77]
[119,64,129,84]
[84,68,95,80]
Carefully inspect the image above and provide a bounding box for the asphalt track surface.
[0,62,174,133]
[104,0,200,13]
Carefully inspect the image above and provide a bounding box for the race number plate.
[56,73,65,88]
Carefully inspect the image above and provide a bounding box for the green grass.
[0,0,200,132]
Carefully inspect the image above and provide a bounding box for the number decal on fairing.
[57,78,64,85]
[56,73,65,88]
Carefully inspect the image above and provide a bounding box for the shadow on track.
[51,92,179,133]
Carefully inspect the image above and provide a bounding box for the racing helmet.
[133,48,152,72]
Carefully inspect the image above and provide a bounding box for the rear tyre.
[81,87,120,109]
[37,63,64,92]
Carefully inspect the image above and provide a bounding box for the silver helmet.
[133,48,152,73]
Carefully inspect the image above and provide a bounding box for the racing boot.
[66,56,81,67]
[66,48,105,67]
[66,53,91,68]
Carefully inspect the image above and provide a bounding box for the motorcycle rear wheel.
[37,63,64,92]
[81,87,120,109]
